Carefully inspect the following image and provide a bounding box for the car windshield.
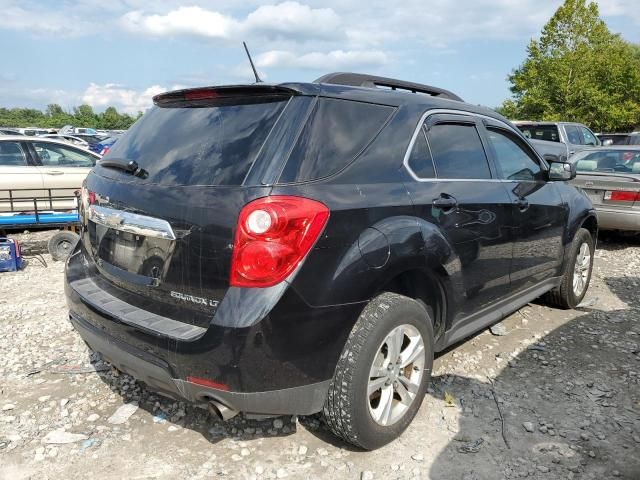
[572,149,640,174]
[516,124,561,142]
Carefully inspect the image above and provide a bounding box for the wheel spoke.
[386,328,403,363]
[395,379,413,405]
[399,336,424,368]
[368,376,388,395]
[372,384,394,424]
[369,366,387,378]
[398,374,419,394]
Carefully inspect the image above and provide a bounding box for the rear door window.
[0,142,27,166]
[103,99,288,186]
[426,123,491,179]
[279,98,394,183]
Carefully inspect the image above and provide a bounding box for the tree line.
[498,0,640,132]
[0,104,142,130]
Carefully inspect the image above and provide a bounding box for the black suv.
[65,73,597,449]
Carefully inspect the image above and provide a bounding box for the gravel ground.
[1,231,639,480]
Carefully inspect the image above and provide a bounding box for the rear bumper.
[65,243,363,416]
[596,207,640,231]
[70,312,329,415]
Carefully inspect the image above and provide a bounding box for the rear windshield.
[517,124,560,142]
[103,99,287,186]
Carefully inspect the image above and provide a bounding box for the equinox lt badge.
[170,291,219,308]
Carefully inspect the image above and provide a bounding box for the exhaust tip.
[208,400,239,421]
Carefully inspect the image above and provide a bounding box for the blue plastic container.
[0,238,23,272]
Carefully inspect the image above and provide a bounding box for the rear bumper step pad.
[69,277,206,341]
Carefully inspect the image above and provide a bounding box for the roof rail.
[313,72,463,102]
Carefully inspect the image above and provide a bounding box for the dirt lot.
[1,231,639,480]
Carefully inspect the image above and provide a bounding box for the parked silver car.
[514,121,601,157]
[570,147,640,232]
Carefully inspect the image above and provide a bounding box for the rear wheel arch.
[376,267,449,341]
[581,214,598,244]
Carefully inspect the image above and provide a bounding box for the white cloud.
[599,0,640,24]
[0,2,93,36]
[244,2,342,40]
[81,83,166,114]
[256,49,388,69]
[120,2,342,42]
[121,7,239,39]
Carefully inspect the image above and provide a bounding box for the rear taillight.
[100,146,110,156]
[230,196,329,288]
[604,190,640,202]
[80,186,95,224]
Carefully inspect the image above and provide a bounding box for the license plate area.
[90,222,174,285]
[584,189,603,205]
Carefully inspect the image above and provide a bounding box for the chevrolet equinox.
[65,73,597,449]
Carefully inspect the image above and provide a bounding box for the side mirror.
[602,139,613,146]
[548,160,576,181]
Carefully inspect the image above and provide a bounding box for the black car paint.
[65,81,596,415]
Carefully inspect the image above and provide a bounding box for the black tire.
[48,231,80,261]
[544,228,594,309]
[322,292,434,450]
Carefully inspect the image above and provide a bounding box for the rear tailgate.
[74,87,293,335]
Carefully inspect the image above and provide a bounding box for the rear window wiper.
[99,159,148,178]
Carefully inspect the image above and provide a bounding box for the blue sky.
[1,0,638,114]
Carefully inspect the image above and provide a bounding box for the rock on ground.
[1,230,639,479]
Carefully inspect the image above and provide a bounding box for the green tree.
[73,104,98,128]
[45,103,73,128]
[501,0,640,132]
[98,106,121,130]
[0,104,141,130]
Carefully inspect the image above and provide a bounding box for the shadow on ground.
[425,276,639,480]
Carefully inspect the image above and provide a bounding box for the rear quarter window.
[279,98,394,183]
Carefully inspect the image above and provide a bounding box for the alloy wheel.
[367,324,426,426]
[572,242,591,296]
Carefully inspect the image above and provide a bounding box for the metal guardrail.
[0,188,80,228]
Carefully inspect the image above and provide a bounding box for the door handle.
[45,170,64,175]
[433,194,458,210]
[515,198,529,211]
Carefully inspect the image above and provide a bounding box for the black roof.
[155,72,506,124]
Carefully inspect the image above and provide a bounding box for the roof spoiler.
[153,85,298,107]
[314,72,463,102]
